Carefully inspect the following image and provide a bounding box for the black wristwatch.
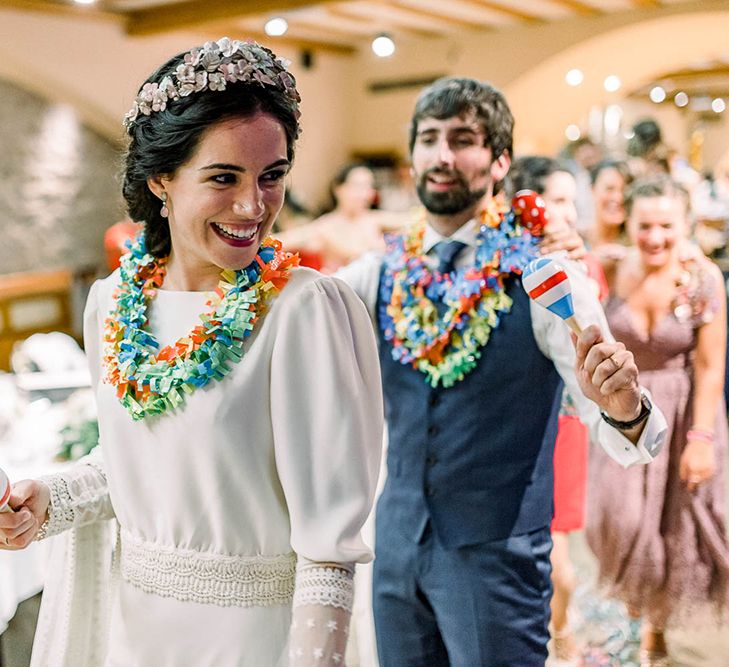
[600,392,652,430]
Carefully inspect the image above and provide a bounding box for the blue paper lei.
[378,206,540,387]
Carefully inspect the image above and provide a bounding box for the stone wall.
[0,79,123,277]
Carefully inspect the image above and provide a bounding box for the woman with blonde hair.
[587,176,729,666]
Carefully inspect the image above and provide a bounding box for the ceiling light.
[712,98,726,113]
[264,17,288,37]
[565,69,584,87]
[565,124,581,141]
[372,34,396,58]
[674,91,689,108]
[74,0,97,4]
[603,75,621,93]
[649,86,666,103]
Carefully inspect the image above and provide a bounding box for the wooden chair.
[0,269,75,372]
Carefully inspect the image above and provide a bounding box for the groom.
[337,76,666,666]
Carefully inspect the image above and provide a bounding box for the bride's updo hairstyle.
[122,38,301,258]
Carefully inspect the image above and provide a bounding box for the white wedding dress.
[31,267,383,667]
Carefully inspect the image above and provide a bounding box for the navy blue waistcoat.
[377,276,563,548]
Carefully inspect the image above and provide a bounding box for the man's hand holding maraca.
[522,257,652,445]
[572,325,647,443]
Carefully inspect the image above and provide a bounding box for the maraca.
[0,466,12,513]
[512,190,549,236]
[522,258,582,335]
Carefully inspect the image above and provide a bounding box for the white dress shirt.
[336,218,667,467]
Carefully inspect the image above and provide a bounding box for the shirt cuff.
[596,389,667,467]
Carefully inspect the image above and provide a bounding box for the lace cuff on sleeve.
[37,447,114,540]
[288,560,354,665]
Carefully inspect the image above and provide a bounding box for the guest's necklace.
[103,233,299,420]
[378,200,540,388]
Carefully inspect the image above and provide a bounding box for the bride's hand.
[0,480,50,550]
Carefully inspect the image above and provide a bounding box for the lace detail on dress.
[292,563,354,612]
[37,449,114,540]
[37,475,75,539]
[120,530,296,607]
[289,562,355,665]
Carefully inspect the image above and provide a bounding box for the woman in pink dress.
[587,176,729,666]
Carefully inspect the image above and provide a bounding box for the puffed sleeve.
[270,275,383,564]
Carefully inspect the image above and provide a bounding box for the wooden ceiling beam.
[629,0,663,7]
[126,0,342,37]
[546,0,603,16]
[656,64,729,79]
[277,10,374,38]
[326,5,446,39]
[0,0,122,23]
[458,0,544,23]
[385,0,485,31]
[197,23,356,55]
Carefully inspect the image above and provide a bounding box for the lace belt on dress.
[120,530,297,607]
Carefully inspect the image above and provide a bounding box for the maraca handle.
[565,315,583,336]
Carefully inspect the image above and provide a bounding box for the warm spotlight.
[649,86,666,104]
[712,98,726,113]
[565,124,581,141]
[565,69,584,87]
[603,75,621,93]
[264,17,289,37]
[372,34,396,58]
[674,91,689,108]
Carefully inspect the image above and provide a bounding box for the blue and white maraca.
[522,258,582,335]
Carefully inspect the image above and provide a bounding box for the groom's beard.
[416,167,489,215]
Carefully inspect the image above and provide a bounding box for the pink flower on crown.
[217,37,238,58]
[179,71,207,96]
[219,63,239,83]
[183,49,201,67]
[193,71,207,92]
[159,76,179,101]
[200,47,222,72]
[253,70,276,87]
[208,72,226,91]
[124,101,140,127]
[278,72,300,101]
[176,64,196,84]
[136,82,159,115]
[139,82,158,101]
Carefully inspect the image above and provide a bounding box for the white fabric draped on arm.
[532,254,667,467]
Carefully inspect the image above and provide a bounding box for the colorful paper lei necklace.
[103,233,299,420]
[378,197,542,388]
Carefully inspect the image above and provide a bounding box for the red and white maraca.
[512,190,550,236]
[522,257,582,335]
[0,466,12,513]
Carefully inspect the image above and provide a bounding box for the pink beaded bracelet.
[687,429,714,444]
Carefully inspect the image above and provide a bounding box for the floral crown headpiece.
[123,38,301,132]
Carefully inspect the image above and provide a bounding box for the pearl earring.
[160,193,169,218]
